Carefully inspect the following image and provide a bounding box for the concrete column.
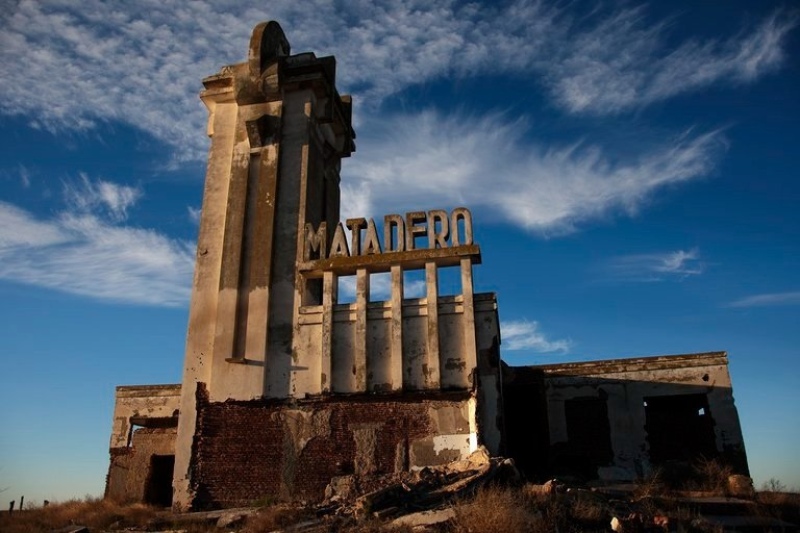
[425,262,440,389]
[390,265,404,391]
[212,123,250,361]
[173,96,237,511]
[321,271,337,393]
[243,142,280,364]
[460,258,477,382]
[355,268,369,392]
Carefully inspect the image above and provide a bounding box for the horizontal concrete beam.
[298,245,481,277]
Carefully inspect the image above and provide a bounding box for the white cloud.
[343,111,725,234]
[501,319,572,353]
[728,291,800,308]
[0,2,792,161]
[0,201,70,248]
[63,173,142,222]
[606,248,704,281]
[187,206,201,224]
[545,8,797,114]
[0,201,194,307]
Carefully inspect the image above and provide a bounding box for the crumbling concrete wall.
[108,384,181,449]
[105,385,181,504]
[527,352,748,481]
[106,427,177,504]
[189,386,475,510]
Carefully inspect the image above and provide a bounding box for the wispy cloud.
[501,319,572,353]
[0,198,194,307]
[545,7,797,114]
[63,173,142,222]
[605,248,704,282]
[344,111,725,234]
[728,291,800,308]
[19,165,31,188]
[0,2,792,160]
[187,206,201,225]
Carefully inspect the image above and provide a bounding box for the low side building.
[105,385,181,506]
[503,351,749,483]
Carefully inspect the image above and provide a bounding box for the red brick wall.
[190,385,470,509]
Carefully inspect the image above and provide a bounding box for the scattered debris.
[390,507,456,529]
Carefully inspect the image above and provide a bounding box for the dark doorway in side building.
[502,369,550,481]
[644,394,718,464]
[551,395,614,479]
[144,454,175,507]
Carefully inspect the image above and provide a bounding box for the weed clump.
[451,486,545,533]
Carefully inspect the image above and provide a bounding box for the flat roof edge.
[521,351,728,375]
[115,384,182,394]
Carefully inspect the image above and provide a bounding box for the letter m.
[304,222,327,261]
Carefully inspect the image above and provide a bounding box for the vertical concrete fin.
[425,262,440,389]
[390,265,404,391]
[355,268,369,392]
[321,271,337,393]
[460,258,477,383]
[213,120,251,362]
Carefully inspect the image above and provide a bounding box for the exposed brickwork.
[191,384,471,510]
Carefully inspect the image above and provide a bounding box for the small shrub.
[693,457,733,494]
[634,468,668,499]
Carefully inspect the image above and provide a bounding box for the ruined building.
[105,21,749,510]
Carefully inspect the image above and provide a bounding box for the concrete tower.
[173,21,355,509]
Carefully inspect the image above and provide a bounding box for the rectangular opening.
[337,274,357,304]
[437,265,460,297]
[144,454,175,507]
[644,393,718,464]
[403,270,426,299]
[551,395,613,479]
[369,272,391,302]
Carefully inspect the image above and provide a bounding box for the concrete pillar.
[460,258,477,380]
[355,268,369,392]
[321,271,337,393]
[425,262,440,389]
[390,265,404,391]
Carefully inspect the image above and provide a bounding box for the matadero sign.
[301,207,480,276]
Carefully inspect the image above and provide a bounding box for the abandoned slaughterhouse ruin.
[105,21,750,511]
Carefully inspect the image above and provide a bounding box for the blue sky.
[0,0,798,502]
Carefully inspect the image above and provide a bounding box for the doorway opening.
[144,454,175,507]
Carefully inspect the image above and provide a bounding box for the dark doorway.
[144,454,174,507]
[551,395,614,479]
[502,369,550,481]
[644,394,717,464]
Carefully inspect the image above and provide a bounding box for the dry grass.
[449,484,609,533]
[242,503,313,532]
[0,497,169,533]
[3,481,796,533]
[450,485,546,533]
[756,488,800,524]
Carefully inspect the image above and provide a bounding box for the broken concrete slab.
[390,507,456,529]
